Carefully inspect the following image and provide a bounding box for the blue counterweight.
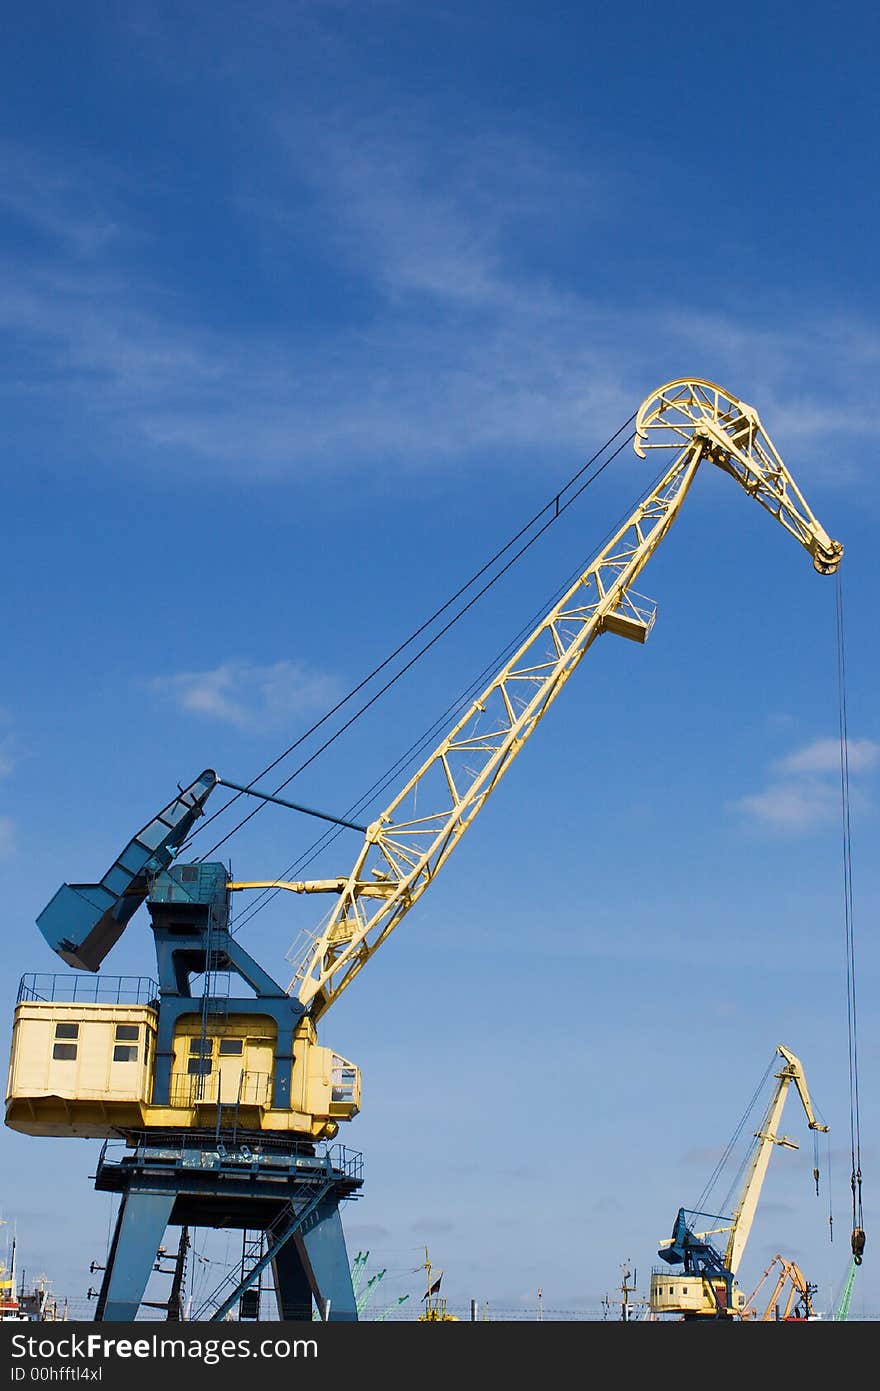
[36,769,218,971]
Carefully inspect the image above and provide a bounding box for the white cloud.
[733,780,837,832]
[0,816,16,858]
[776,737,880,776]
[0,141,121,258]
[0,130,877,487]
[155,659,342,731]
[0,711,16,777]
[731,735,877,832]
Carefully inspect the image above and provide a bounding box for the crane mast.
[281,379,843,1020]
[287,451,690,1017]
[724,1044,828,1276]
[651,1042,828,1319]
[743,1255,815,1321]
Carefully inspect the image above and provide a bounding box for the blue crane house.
[7,771,363,1321]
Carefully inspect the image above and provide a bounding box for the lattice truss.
[286,379,842,1019]
[634,379,842,573]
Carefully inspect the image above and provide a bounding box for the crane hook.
[851,1228,866,1266]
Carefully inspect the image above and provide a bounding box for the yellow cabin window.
[218,1039,243,1056]
[188,1058,212,1076]
[53,1023,78,1059]
[115,1025,139,1042]
[113,1045,138,1063]
[189,1038,213,1056]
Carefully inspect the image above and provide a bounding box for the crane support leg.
[283,1198,359,1321]
[94,1190,175,1321]
[92,1134,363,1322]
[270,1238,313,1320]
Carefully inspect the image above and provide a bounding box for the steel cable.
[187,417,638,862]
[835,573,864,1258]
[229,450,675,933]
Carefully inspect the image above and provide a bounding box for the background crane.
[834,1259,859,1321]
[742,1255,817,1321]
[649,1043,828,1319]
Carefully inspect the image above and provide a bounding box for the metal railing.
[331,1059,359,1104]
[97,1134,363,1180]
[168,1070,271,1108]
[17,973,159,1006]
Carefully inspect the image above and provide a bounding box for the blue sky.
[1,1,878,1320]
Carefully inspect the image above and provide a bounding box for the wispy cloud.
[0,140,122,258]
[0,739,15,778]
[0,816,16,858]
[776,737,880,776]
[410,1217,455,1234]
[154,658,342,731]
[344,1223,392,1243]
[732,779,838,832]
[1,127,878,485]
[0,711,16,778]
[730,735,878,832]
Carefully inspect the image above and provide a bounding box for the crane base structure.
[8,824,366,1321]
[93,1133,363,1321]
[650,1045,828,1319]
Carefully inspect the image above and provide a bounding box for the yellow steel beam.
[286,380,842,1020]
[724,1044,829,1276]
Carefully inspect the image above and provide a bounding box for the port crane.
[834,1258,859,1320]
[6,380,842,1322]
[742,1255,817,1321]
[649,1044,829,1319]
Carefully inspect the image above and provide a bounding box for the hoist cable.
[231,647,535,932]
[230,452,676,932]
[835,573,864,1258]
[192,424,638,863]
[827,1131,834,1244]
[181,413,636,855]
[231,554,611,930]
[693,1053,776,1218]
